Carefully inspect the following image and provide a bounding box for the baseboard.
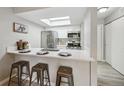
[97,60,106,62]
[111,65,124,77]
[0,75,56,86]
[0,74,16,86]
[0,77,9,86]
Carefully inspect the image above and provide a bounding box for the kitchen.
[0,7,97,86]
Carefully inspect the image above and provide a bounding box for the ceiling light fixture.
[98,7,109,13]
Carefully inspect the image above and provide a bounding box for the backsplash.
[56,38,68,45]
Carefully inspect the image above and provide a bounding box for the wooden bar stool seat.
[29,63,51,86]
[56,66,74,86]
[8,60,30,86]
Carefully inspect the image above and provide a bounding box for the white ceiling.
[97,7,119,19]
[15,7,87,28]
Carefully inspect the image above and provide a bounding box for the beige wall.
[0,7,44,82]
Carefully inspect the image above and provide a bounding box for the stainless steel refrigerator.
[41,31,58,48]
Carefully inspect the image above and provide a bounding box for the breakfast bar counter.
[7,47,97,86]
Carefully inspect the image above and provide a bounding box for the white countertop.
[7,47,94,62]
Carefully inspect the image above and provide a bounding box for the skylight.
[41,19,50,25]
[49,16,70,21]
[40,16,71,26]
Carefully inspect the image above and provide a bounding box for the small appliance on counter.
[58,52,72,57]
[37,50,49,55]
[16,40,31,53]
[16,40,30,50]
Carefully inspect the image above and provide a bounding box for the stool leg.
[71,75,74,86]
[56,74,61,86]
[39,71,42,86]
[39,70,44,86]
[8,67,13,86]
[26,63,30,77]
[37,72,39,85]
[20,66,23,86]
[17,67,21,86]
[26,64,30,85]
[46,69,51,86]
[42,70,44,86]
[29,69,33,86]
[68,75,74,86]
[42,70,45,86]
[17,68,20,85]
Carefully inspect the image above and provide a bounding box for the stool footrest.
[30,77,37,84]
[9,76,30,84]
[60,81,69,84]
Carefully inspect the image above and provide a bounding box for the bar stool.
[56,66,74,86]
[29,63,51,86]
[8,60,30,86]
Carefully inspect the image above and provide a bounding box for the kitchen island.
[7,47,97,86]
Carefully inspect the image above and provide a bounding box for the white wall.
[83,8,97,59]
[97,18,105,61]
[90,8,97,60]
[97,24,104,61]
[0,7,44,82]
[98,18,104,24]
[83,8,97,85]
[84,10,91,54]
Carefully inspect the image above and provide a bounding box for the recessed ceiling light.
[40,16,71,26]
[98,7,109,13]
